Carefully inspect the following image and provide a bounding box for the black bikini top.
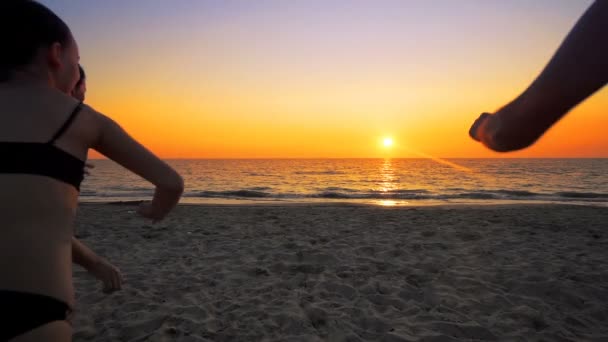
[0,103,85,190]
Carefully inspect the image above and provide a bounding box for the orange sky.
[45,0,606,158]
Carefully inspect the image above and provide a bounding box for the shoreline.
[79,199,608,209]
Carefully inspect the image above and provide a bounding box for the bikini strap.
[48,103,83,144]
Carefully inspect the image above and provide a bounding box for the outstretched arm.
[471,0,608,152]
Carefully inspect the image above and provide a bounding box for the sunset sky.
[42,0,606,158]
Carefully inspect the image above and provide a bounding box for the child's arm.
[91,111,184,221]
[471,0,608,152]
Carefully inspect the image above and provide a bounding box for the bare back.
[1,79,184,316]
[0,83,99,308]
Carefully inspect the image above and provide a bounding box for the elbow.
[172,174,185,194]
[161,172,185,194]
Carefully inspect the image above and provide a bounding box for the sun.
[383,137,394,148]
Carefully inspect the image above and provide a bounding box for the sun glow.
[383,137,394,148]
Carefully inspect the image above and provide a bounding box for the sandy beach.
[72,203,608,341]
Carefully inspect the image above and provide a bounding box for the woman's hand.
[88,257,123,293]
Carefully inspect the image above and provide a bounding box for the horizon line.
[87,156,608,160]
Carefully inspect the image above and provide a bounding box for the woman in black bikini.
[0,1,184,341]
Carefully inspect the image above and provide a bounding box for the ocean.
[80,158,608,206]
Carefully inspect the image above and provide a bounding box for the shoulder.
[78,104,118,131]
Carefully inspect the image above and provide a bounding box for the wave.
[79,188,608,202]
[293,170,346,175]
[185,190,272,198]
[494,190,538,197]
[556,191,608,199]
[105,185,152,191]
[322,187,359,192]
[79,190,154,197]
[246,186,273,191]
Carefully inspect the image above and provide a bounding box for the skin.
[69,68,123,294]
[470,0,608,152]
[1,32,184,342]
[71,78,86,102]
[72,235,122,294]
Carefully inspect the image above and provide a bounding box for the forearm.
[476,1,608,152]
[93,112,185,220]
[149,185,183,219]
[72,237,101,271]
[148,168,184,220]
[519,0,608,131]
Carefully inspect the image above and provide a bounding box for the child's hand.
[84,162,95,176]
[89,258,123,293]
[471,110,517,152]
[137,201,165,222]
[471,98,543,153]
[469,113,491,142]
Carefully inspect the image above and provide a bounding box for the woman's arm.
[72,237,122,292]
[72,237,100,270]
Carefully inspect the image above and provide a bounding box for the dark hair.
[76,64,86,86]
[0,0,72,82]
